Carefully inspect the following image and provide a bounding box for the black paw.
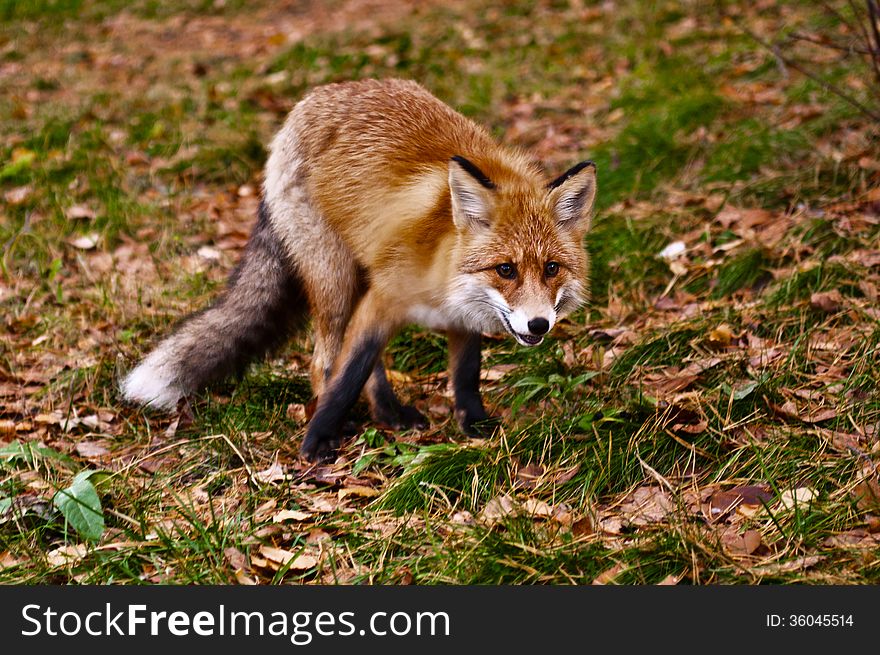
[371,403,429,431]
[455,407,500,438]
[300,429,345,463]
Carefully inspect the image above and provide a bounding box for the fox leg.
[300,290,398,461]
[365,361,428,430]
[448,330,496,436]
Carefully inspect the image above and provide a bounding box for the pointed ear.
[547,160,596,232]
[449,155,496,231]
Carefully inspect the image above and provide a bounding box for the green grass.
[2,0,879,585]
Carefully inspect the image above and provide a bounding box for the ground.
[1,0,879,584]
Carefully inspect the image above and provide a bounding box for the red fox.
[122,79,596,460]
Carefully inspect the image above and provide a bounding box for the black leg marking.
[449,332,497,437]
[367,361,429,431]
[300,334,384,461]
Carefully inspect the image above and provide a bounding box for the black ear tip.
[547,159,597,189]
[450,155,496,190]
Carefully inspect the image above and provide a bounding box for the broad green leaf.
[0,440,72,467]
[53,470,105,542]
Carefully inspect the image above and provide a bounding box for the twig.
[734,16,880,122]
[868,0,880,83]
[219,432,257,484]
[789,31,874,55]
[849,0,880,87]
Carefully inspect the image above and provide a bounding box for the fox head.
[447,155,596,346]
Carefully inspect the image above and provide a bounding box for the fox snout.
[506,306,556,346]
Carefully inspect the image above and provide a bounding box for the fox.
[121,78,596,461]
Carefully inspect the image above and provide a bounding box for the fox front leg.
[300,291,396,461]
[448,330,497,436]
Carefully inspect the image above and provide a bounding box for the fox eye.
[545,261,560,277]
[496,263,516,279]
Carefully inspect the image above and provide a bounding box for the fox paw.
[371,403,429,431]
[456,408,500,438]
[299,430,345,463]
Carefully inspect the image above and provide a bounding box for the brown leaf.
[751,555,824,576]
[479,494,517,524]
[778,487,816,510]
[706,323,733,349]
[722,528,763,556]
[4,185,31,204]
[68,233,99,250]
[272,509,312,523]
[521,498,554,518]
[223,546,249,571]
[74,441,110,458]
[257,546,317,571]
[618,486,673,525]
[592,562,626,585]
[66,205,96,220]
[338,486,380,501]
[656,574,681,585]
[769,398,837,424]
[252,461,291,485]
[852,479,880,512]
[0,551,25,570]
[515,462,544,489]
[571,516,593,537]
[823,529,880,549]
[549,464,581,485]
[810,290,844,313]
[715,206,773,231]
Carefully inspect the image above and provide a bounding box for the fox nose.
[527,317,550,335]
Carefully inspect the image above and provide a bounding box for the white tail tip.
[121,356,183,412]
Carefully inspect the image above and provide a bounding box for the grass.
[1,0,879,585]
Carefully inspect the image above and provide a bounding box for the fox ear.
[547,160,596,232]
[449,156,496,231]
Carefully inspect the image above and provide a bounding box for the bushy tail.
[121,201,308,411]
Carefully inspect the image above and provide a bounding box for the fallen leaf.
[750,555,824,575]
[252,461,291,485]
[706,323,733,349]
[479,494,517,524]
[234,570,258,585]
[272,509,312,523]
[69,233,99,250]
[778,487,816,510]
[658,240,686,260]
[4,185,31,204]
[810,290,844,313]
[66,205,96,220]
[852,479,880,512]
[338,486,380,501]
[257,546,317,571]
[571,516,593,537]
[592,562,625,585]
[823,529,880,549]
[521,498,554,518]
[515,462,544,489]
[47,544,89,567]
[0,551,25,569]
[618,486,673,525]
[75,441,110,458]
[223,547,249,571]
